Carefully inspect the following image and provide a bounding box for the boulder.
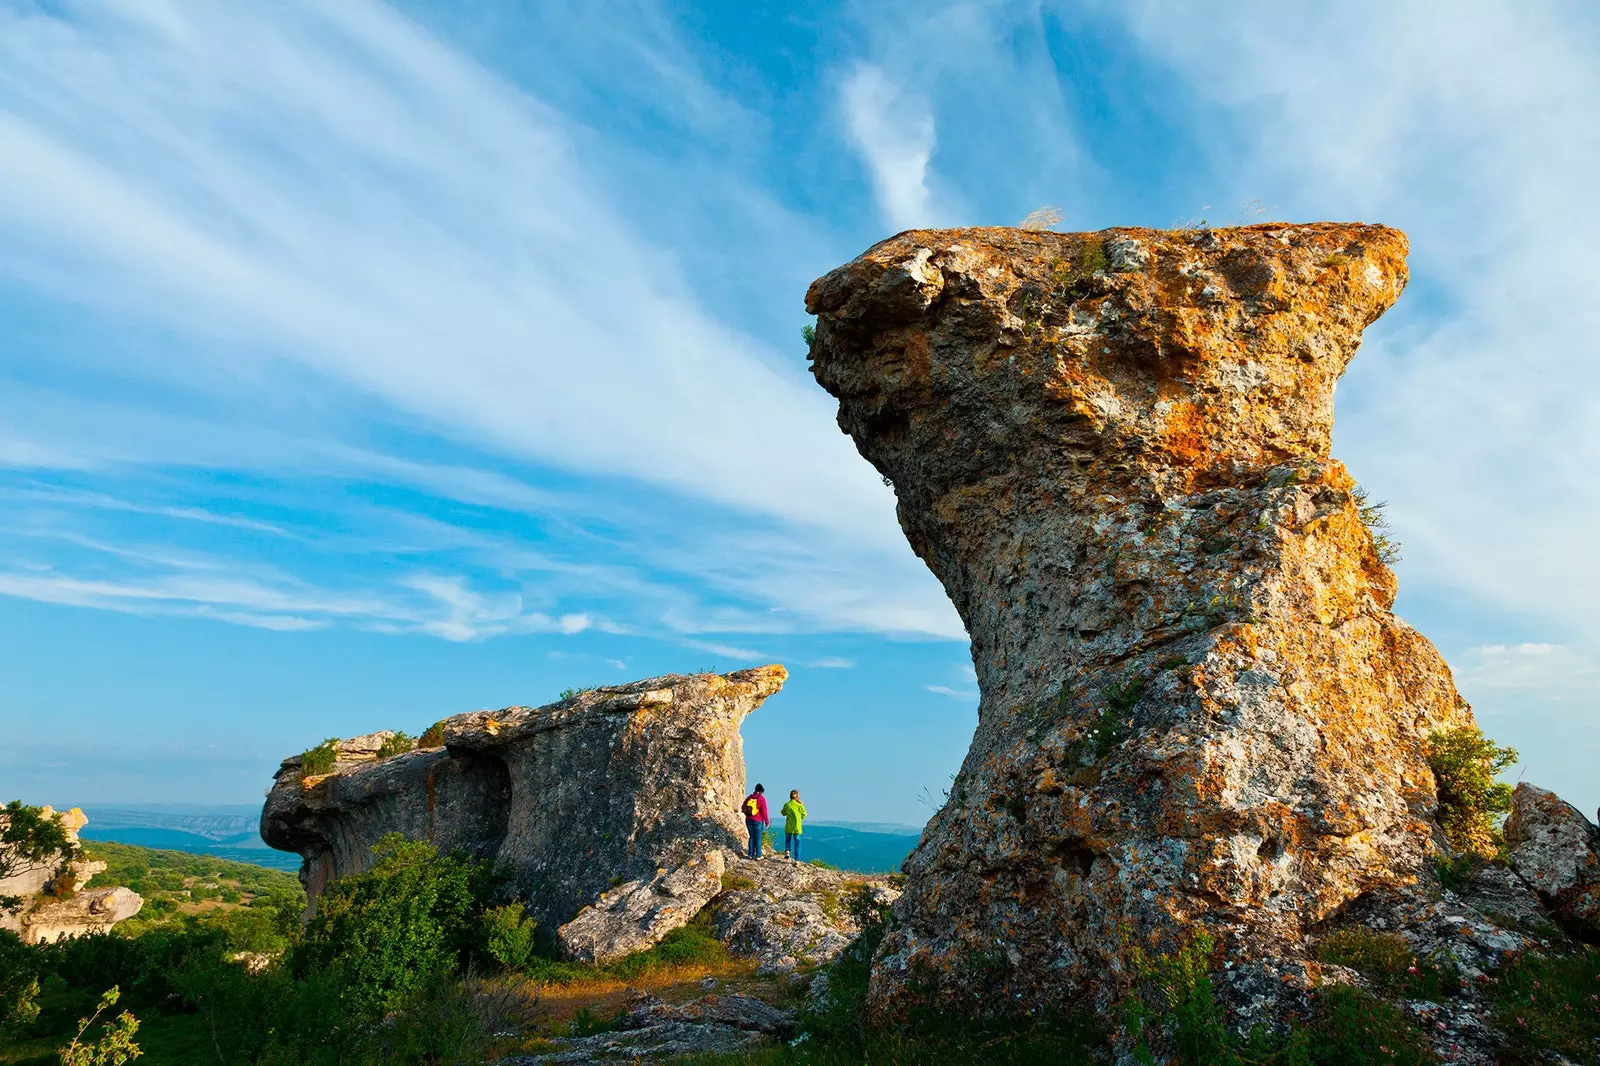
[1504,782,1600,931]
[806,225,1478,1014]
[557,850,727,964]
[262,667,786,931]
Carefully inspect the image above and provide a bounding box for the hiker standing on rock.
[781,790,807,862]
[741,783,768,860]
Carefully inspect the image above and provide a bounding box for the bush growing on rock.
[297,738,340,781]
[376,731,415,759]
[1427,726,1519,857]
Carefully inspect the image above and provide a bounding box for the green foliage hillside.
[80,841,303,938]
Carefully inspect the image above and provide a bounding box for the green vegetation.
[293,836,500,1016]
[558,686,596,700]
[1088,676,1144,758]
[297,739,339,781]
[417,720,447,747]
[1351,484,1402,566]
[82,840,303,940]
[1315,928,1460,1000]
[482,902,539,971]
[1124,932,1435,1066]
[801,323,816,348]
[58,986,140,1066]
[375,731,414,759]
[1,801,76,913]
[7,808,1594,1066]
[1426,726,1519,857]
[0,835,534,1065]
[1489,945,1600,1064]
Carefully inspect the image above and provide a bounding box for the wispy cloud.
[0,1,891,532]
[925,684,977,700]
[841,63,937,231]
[0,1,962,643]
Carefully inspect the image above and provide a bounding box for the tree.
[1427,727,1519,858]
[0,800,76,914]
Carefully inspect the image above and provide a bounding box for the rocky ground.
[496,854,899,1063]
[711,857,900,974]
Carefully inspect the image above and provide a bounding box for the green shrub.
[482,902,538,971]
[377,731,415,759]
[418,721,448,748]
[0,929,41,1035]
[1351,485,1402,566]
[292,835,496,1016]
[1490,946,1600,1064]
[1316,928,1459,1000]
[1426,727,1518,857]
[298,738,340,780]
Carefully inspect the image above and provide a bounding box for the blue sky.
[2,0,1597,826]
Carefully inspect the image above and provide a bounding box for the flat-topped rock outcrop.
[806,224,1479,1014]
[0,806,143,944]
[262,667,786,932]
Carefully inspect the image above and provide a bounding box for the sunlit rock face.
[806,224,1476,1012]
[262,667,786,930]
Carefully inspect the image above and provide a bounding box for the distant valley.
[69,806,922,875]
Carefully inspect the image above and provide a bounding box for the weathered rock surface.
[499,991,795,1064]
[711,857,901,974]
[806,225,1478,1013]
[262,667,786,932]
[558,850,727,964]
[1504,782,1600,931]
[0,807,143,944]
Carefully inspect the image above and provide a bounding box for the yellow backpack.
[743,796,760,818]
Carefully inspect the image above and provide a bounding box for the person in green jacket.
[780,790,807,862]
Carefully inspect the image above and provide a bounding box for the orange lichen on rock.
[806,223,1474,1015]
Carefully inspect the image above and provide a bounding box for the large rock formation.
[1504,782,1600,932]
[262,667,785,933]
[0,807,143,944]
[806,224,1477,1013]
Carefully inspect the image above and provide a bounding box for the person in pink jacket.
[740,783,768,859]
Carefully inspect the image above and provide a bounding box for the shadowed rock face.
[806,224,1476,1012]
[262,667,786,929]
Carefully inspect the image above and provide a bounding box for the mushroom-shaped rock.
[262,667,787,929]
[807,225,1476,1013]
